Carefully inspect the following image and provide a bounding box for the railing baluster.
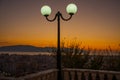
[41,76,43,80]
[88,73,92,80]
[63,71,69,80]
[91,73,96,80]
[81,72,85,80]
[84,71,89,80]
[68,71,72,80]
[96,73,100,80]
[48,73,50,80]
[55,71,58,80]
[112,75,117,80]
[46,74,48,80]
[76,71,82,80]
[49,73,51,80]
[104,74,108,80]
[45,74,47,80]
[48,74,50,80]
[62,70,64,80]
[74,71,78,80]
[49,72,53,80]
[42,75,45,80]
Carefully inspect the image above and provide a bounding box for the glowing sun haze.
[0,0,120,50]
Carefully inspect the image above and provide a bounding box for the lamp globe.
[41,5,52,16]
[66,3,77,15]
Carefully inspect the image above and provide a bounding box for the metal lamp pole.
[41,3,77,80]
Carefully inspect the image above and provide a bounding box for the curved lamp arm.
[60,13,73,21]
[45,12,73,22]
[45,14,57,22]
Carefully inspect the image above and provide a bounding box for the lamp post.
[41,3,77,80]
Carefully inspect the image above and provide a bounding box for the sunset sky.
[0,0,120,50]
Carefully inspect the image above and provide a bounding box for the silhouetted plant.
[61,40,90,68]
[89,55,103,70]
[102,48,120,71]
[51,39,120,71]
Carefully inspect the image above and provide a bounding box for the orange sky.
[0,0,120,50]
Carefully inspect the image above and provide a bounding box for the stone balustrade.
[0,69,58,80]
[63,68,120,80]
[0,69,120,80]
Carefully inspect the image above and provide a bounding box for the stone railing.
[0,69,120,80]
[0,69,58,80]
[63,68,120,80]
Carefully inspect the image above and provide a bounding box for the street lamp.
[41,3,77,80]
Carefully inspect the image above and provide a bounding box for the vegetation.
[0,54,56,77]
[61,41,90,68]
[59,40,120,71]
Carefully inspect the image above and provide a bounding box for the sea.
[0,52,54,55]
[0,51,119,56]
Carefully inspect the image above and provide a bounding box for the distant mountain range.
[0,45,55,52]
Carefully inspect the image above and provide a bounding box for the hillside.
[0,45,53,52]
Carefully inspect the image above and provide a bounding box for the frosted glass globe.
[41,5,51,16]
[66,3,77,14]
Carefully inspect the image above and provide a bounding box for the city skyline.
[0,0,120,50]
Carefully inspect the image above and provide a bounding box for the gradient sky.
[0,0,120,50]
